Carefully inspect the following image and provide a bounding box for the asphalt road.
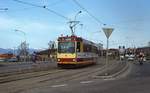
[20,61,150,93]
[0,58,117,93]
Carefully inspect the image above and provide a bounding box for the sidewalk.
[0,61,57,76]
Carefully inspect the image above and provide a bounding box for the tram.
[57,35,100,68]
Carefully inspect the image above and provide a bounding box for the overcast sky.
[0,0,150,49]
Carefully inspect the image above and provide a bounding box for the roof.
[36,49,57,55]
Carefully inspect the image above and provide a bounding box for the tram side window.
[83,44,91,52]
[83,44,87,52]
[92,46,98,53]
[77,42,80,52]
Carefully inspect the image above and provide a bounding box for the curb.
[92,62,129,79]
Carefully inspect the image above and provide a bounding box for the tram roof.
[58,35,101,48]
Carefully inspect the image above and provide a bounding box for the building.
[136,47,150,57]
[36,49,57,61]
[0,53,15,62]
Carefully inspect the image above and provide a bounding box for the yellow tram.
[57,35,100,68]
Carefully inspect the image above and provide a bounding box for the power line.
[6,7,37,13]
[13,0,43,8]
[43,7,70,20]
[13,0,70,20]
[72,0,106,26]
[0,8,8,10]
[0,8,8,12]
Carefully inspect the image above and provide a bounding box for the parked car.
[0,58,5,62]
[6,57,18,62]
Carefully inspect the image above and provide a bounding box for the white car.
[7,57,18,62]
[0,58,5,62]
[127,54,135,61]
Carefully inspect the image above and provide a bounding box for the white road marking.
[80,81,94,84]
[51,84,67,88]
[103,78,115,81]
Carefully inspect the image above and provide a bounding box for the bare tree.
[17,41,29,62]
[48,41,55,50]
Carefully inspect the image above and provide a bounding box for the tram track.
[0,63,102,84]
[0,59,105,84]
[0,58,113,84]
[0,62,104,90]
[0,69,65,83]
[0,59,118,93]
[13,61,117,93]
[38,60,119,83]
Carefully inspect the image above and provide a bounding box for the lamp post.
[15,29,27,62]
[74,11,82,33]
[15,29,26,41]
[69,11,82,35]
[13,46,17,55]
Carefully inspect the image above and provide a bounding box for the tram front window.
[58,42,75,53]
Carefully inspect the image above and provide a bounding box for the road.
[1,60,150,93]
[0,58,116,93]
[20,61,150,93]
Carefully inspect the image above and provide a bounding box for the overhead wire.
[44,7,70,20]
[13,0,43,8]
[72,0,106,26]
[0,8,8,12]
[8,7,38,13]
[0,8,8,10]
[13,0,70,20]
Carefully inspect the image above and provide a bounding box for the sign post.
[102,28,114,75]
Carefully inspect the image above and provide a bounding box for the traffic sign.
[102,28,114,39]
[102,27,114,76]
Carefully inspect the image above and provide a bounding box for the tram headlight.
[57,59,60,62]
[73,59,76,62]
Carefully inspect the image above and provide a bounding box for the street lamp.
[75,11,82,20]
[14,29,26,41]
[74,11,82,33]
[14,29,27,62]
[69,11,82,35]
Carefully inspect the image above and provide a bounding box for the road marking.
[103,78,115,81]
[80,81,94,84]
[51,84,67,88]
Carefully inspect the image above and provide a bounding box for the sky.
[0,0,150,49]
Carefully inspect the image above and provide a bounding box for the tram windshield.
[58,42,75,53]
